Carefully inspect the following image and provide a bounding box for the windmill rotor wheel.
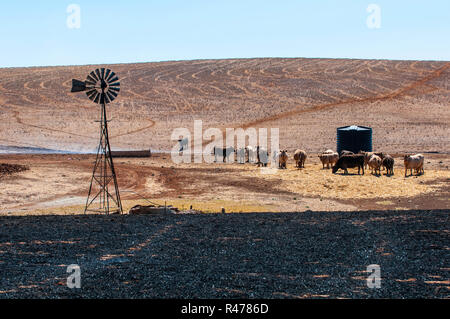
[85,68,120,104]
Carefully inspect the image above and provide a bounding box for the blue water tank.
[337,125,372,154]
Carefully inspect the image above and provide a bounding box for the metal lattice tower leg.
[84,100,123,215]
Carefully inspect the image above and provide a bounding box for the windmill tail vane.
[71,68,123,215]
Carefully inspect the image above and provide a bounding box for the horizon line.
[1,55,449,70]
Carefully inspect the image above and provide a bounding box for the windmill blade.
[106,91,117,102]
[103,93,111,104]
[88,92,98,102]
[100,68,106,80]
[89,71,99,82]
[108,82,120,88]
[86,89,97,99]
[104,69,111,81]
[106,71,116,82]
[86,74,98,84]
[107,90,118,98]
[95,69,102,81]
[109,86,120,93]
[93,93,101,104]
[107,76,119,84]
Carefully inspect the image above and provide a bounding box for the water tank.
[337,125,372,154]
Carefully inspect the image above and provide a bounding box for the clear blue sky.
[0,0,449,67]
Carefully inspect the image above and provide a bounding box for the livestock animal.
[245,146,257,163]
[177,137,189,152]
[256,146,269,167]
[323,149,334,154]
[368,154,382,176]
[273,150,279,162]
[332,154,365,175]
[236,147,246,164]
[213,146,235,163]
[340,150,354,157]
[359,151,385,169]
[404,154,424,177]
[293,149,307,168]
[278,150,288,169]
[382,155,394,175]
[318,152,338,169]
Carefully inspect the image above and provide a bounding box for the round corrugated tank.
[337,125,372,154]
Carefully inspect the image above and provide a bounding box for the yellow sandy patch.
[240,163,450,200]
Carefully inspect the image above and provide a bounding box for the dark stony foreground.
[0,210,448,299]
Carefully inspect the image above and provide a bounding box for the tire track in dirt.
[110,119,156,139]
[10,109,96,140]
[239,62,450,129]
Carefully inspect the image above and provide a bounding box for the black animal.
[213,146,235,163]
[256,146,269,167]
[332,154,365,175]
[340,150,354,157]
[382,155,394,175]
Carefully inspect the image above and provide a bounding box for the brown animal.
[279,150,288,169]
[318,152,338,169]
[404,154,424,177]
[360,151,385,169]
[382,155,394,175]
[368,154,382,176]
[332,154,365,175]
[293,149,307,168]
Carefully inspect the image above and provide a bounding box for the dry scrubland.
[0,58,449,153]
[0,153,448,214]
[0,58,449,299]
[0,57,449,214]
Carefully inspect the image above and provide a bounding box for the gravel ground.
[0,210,448,298]
[0,163,28,178]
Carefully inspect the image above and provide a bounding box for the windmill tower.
[71,68,123,214]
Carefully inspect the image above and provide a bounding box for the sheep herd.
[213,146,425,177]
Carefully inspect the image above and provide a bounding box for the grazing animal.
[404,154,424,177]
[332,154,365,175]
[360,151,385,169]
[318,152,338,169]
[368,154,382,176]
[273,150,280,162]
[256,146,269,167]
[382,155,394,175]
[236,147,246,164]
[245,146,257,163]
[340,150,354,157]
[213,146,235,163]
[278,150,288,169]
[323,149,334,154]
[293,149,307,168]
[177,137,189,152]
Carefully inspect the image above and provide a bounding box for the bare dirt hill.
[0,58,449,153]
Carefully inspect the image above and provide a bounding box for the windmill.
[71,68,123,214]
